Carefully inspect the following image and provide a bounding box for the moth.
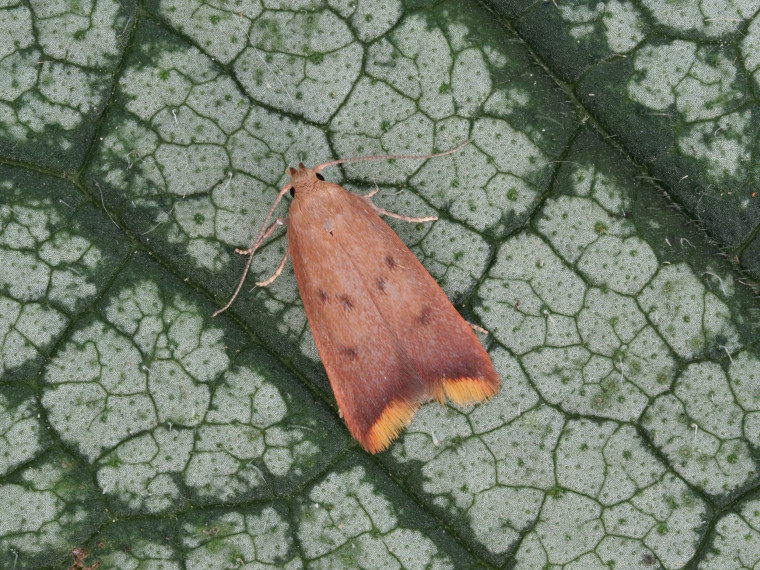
[215,142,499,453]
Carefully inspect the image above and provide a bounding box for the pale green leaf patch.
[295,462,465,568]
[181,506,299,569]
[0,451,105,569]
[0,2,132,167]
[0,168,128,382]
[0,387,47,476]
[234,7,363,123]
[702,497,760,568]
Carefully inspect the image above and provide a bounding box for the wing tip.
[435,375,500,406]
[362,399,420,454]
[358,375,499,454]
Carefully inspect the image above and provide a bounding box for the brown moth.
[215,142,499,453]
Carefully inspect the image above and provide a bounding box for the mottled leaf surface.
[1,1,759,568]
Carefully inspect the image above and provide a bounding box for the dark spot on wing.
[317,289,330,304]
[338,294,354,310]
[376,276,387,292]
[339,346,359,360]
[417,306,433,326]
[385,255,398,270]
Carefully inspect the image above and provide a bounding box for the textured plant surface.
[1,1,759,568]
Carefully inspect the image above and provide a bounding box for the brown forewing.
[287,174,498,453]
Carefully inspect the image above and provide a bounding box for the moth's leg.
[373,204,437,223]
[235,217,289,255]
[213,217,290,317]
[365,195,437,223]
[256,246,289,287]
[468,321,489,335]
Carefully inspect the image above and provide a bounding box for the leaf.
[1,1,759,568]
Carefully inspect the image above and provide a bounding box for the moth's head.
[287,163,325,197]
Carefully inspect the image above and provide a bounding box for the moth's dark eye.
[289,186,295,197]
[315,172,325,181]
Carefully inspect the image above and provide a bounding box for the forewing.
[288,188,427,452]
[333,192,499,404]
[287,182,498,452]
